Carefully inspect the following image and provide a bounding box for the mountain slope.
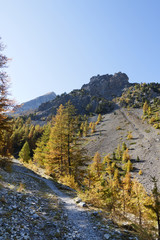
[84,107,160,192]
[13,92,56,115]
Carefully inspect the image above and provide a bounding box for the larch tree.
[19,141,31,163]
[33,123,51,167]
[143,101,149,115]
[0,38,13,156]
[45,102,87,183]
[90,152,102,180]
[145,177,160,239]
[45,104,66,176]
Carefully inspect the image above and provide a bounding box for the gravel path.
[10,159,139,240]
[12,159,103,240]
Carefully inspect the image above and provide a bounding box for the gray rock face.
[82,72,130,100]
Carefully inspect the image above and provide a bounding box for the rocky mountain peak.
[81,72,130,100]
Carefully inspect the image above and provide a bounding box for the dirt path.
[12,159,103,240]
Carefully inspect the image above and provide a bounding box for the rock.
[104,233,111,239]
[32,213,39,219]
[74,197,82,203]
[78,202,87,208]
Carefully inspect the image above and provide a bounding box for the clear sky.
[0,0,160,103]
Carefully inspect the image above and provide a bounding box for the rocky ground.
[85,107,160,192]
[0,159,139,240]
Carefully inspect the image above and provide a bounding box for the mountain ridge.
[13,91,56,115]
[34,72,131,120]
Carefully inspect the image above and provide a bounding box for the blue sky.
[0,0,160,103]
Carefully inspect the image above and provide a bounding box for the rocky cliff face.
[81,72,130,100]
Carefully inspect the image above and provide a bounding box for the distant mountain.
[13,92,56,115]
[34,72,130,120]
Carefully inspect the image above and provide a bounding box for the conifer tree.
[145,177,160,239]
[124,159,133,172]
[127,131,133,140]
[64,101,78,175]
[91,122,96,133]
[19,141,30,162]
[45,102,87,183]
[96,114,102,124]
[0,38,13,153]
[132,180,147,225]
[143,101,148,115]
[115,144,122,160]
[83,120,88,137]
[90,152,102,179]
[122,148,131,163]
[33,124,51,166]
[121,172,132,215]
[89,122,93,129]
[122,142,127,151]
[45,104,66,176]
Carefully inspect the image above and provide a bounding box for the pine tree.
[19,141,30,162]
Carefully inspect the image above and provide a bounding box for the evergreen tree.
[19,141,30,162]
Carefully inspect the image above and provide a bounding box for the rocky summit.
[81,72,130,100]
